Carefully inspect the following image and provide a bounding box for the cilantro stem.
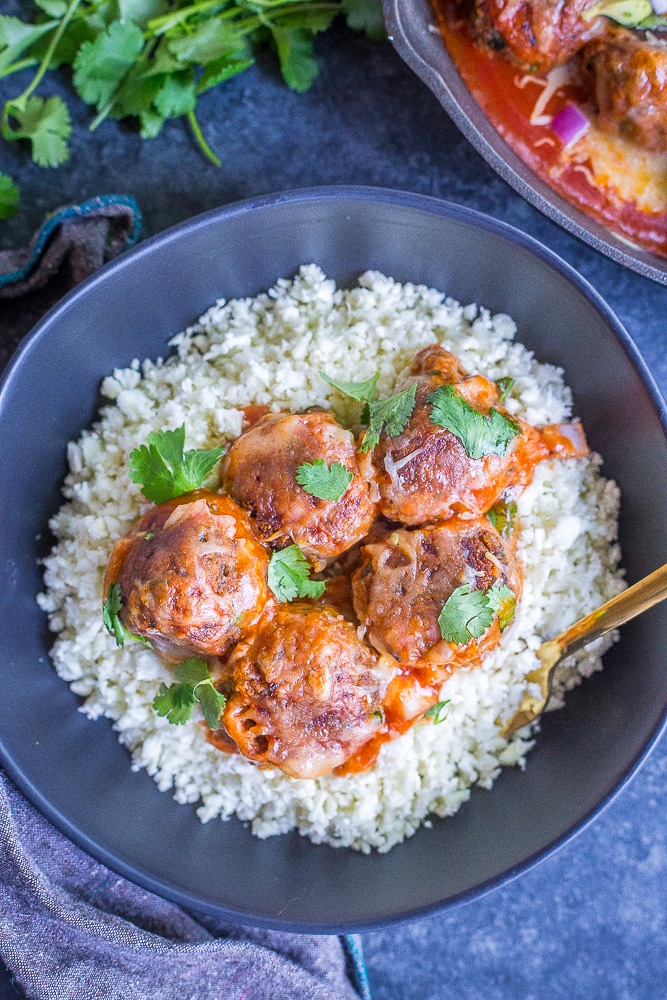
[0,58,39,81]
[187,110,221,166]
[148,0,232,34]
[20,0,83,105]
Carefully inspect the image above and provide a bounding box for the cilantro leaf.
[33,1,68,16]
[437,584,495,645]
[0,172,19,219]
[73,21,145,112]
[118,0,169,27]
[424,699,451,724]
[486,583,517,631]
[197,56,255,94]
[173,658,211,686]
[0,15,57,74]
[271,27,318,92]
[267,545,326,602]
[428,384,521,459]
[486,500,517,538]
[342,0,386,40]
[361,384,417,452]
[320,371,379,402]
[496,376,515,403]
[154,657,226,728]
[296,459,353,501]
[128,425,223,504]
[167,20,244,65]
[196,681,227,730]
[2,95,71,167]
[154,68,196,118]
[102,581,150,648]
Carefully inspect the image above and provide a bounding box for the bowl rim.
[1,184,667,932]
[383,0,667,287]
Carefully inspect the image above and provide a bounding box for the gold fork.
[500,562,667,738]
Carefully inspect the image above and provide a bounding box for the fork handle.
[557,562,667,660]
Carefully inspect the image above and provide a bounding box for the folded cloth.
[0,201,371,1000]
[0,772,370,1000]
[0,195,141,354]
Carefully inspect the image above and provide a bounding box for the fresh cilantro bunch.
[128,425,223,503]
[437,582,516,645]
[267,544,325,601]
[0,0,385,169]
[428,384,521,459]
[296,458,353,501]
[153,657,227,728]
[320,369,417,452]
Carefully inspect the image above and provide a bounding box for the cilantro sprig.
[267,544,326,602]
[361,384,417,452]
[296,459,353,501]
[437,582,516,645]
[153,658,226,729]
[0,0,385,169]
[423,699,451,724]
[102,581,150,648]
[427,384,521,460]
[319,368,417,453]
[128,425,223,504]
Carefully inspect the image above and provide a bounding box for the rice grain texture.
[38,266,624,853]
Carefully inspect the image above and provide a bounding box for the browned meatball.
[469,0,601,71]
[358,344,544,525]
[221,411,377,568]
[581,28,667,152]
[352,517,520,665]
[104,491,270,662]
[221,603,396,779]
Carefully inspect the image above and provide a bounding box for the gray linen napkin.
[0,201,371,1000]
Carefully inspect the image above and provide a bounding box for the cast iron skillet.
[1,187,666,932]
[383,0,667,286]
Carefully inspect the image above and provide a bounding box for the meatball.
[358,344,542,525]
[104,491,270,662]
[352,517,520,665]
[469,0,601,71]
[221,411,377,567]
[221,603,395,779]
[580,28,667,153]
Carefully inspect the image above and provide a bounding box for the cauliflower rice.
[38,265,624,853]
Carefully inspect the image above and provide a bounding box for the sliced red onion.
[551,104,590,148]
[651,0,667,15]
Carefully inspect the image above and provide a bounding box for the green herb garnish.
[496,376,515,404]
[296,459,353,501]
[0,172,19,219]
[320,371,380,402]
[0,0,384,169]
[128,425,223,504]
[423,699,451,724]
[267,544,326,602]
[437,582,516,645]
[427,384,521,459]
[360,384,417,452]
[486,583,517,632]
[102,581,150,648]
[153,657,226,729]
[486,500,518,538]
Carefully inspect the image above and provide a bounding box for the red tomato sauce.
[434,2,667,259]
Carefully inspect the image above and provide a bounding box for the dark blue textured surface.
[1,13,666,999]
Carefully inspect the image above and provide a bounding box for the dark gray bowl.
[1,187,666,932]
[384,0,667,285]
